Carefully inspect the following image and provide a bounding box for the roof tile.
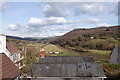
[6,42,20,54]
[0,53,20,79]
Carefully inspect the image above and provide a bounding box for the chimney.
[40,51,45,58]
[0,35,6,54]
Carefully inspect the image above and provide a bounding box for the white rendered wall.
[0,35,6,54]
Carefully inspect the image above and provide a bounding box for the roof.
[32,62,106,78]
[38,56,94,63]
[0,53,20,80]
[32,56,106,78]
[110,46,120,64]
[6,42,20,54]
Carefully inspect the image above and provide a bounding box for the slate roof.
[32,56,106,78]
[32,62,105,77]
[0,53,20,80]
[110,46,120,64]
[6,42,20,54]
[38,56,94,63]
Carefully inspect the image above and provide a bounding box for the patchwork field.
[44,43,111,62]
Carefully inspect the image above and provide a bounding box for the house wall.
[6,49,20,63]
[0,35,6,54]
[0,35,24,69]
[6,45,24,69]
[0,54,2,80]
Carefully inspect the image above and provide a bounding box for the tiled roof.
[6,42,20,54]
[0,53,20,80]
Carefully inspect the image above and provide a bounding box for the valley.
[5,25,120,80]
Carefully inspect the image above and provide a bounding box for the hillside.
[62,26,119,38]
[51,25,120,51]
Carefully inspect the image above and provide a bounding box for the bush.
[96,42,108,50]
[87,42,96,49]
[74,46,85,52]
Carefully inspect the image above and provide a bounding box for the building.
[0,53,20,80]
[31,56,106,80]
[40,51,45,58]
[0,35,24,69]
[110,46,120,65]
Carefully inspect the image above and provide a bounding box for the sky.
[0,1,119,37]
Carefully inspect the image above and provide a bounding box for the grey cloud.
[42,3,70,17]
[73,3,108,16]
[42,2,115,17]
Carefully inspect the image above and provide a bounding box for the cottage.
[110,46,120,65]
[54,51,60,54]
[0,35,24,69]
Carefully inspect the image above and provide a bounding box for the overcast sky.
[0,1,119,37]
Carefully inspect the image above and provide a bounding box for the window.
[85,64,92,69]
[87,64,91,68]
[78,65,82,68]
[13,54,17,61]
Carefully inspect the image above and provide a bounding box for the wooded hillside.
[51,25,120,51]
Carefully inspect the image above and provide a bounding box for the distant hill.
[6,35,58,42]
[6,35,38,41]
[61,25,119,38]
[50,25,120,50]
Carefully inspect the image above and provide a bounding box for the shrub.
[74,46,85,52]
[87,42,96,49]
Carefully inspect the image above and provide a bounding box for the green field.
[86,49,111,61]
[88,49,111,56]
[45,44,78,56]
[44,44,112,60]
[90,39,118,43]
[45,44,63,52]
[90,39,105,42]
